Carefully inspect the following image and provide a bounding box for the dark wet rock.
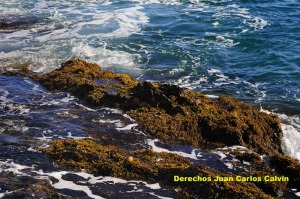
[0,172,67,199]
[43,139,275,199]
[3,59,283,156]
[270,153,300,190]
[0,16,40,32]
[232,151,287,197]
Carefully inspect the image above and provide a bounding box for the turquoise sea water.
[0,1,300,197]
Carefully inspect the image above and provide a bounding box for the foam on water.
[116,123,138,131]
[147,138,264,172]
[216,35,240,47]
[0,160,171,199]
[42,171,105,199]
[278,114,300,160]
[260,108,300,161]
[0,190,21,198]
[211,3,268,32]
[147,139,199,160]
[0,2,148,73]
[0,160,33,175]
[0,88,30,115]
[71,43,143,74]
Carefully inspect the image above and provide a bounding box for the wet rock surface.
[43,139,276,199]
[5,59,283,155]
[2,59,299,198]
[270,153,300,190]
[0,172,66,199]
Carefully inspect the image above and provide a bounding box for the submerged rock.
[4,59,283,155]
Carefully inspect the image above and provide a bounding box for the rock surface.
[43,139,279,199]
[3,59,299,198]
[5,59,283,155]
[0,172,67,199]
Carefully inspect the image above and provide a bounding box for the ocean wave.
[260,108,300,161]
[279,114,300,160]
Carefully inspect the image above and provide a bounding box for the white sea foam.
[0,88,30,115]
[243,81,267,103]
[0,190,22,198]
[45,171,105,199]
[173,75,208,90]
[0,159,167,199]
[213,151,227,160]
[205,94,219,99]
[247,17,268,31]
[123,113,136,122]
[0,3,148,73]
[243,161,251,166]
[260,108,300,160]
[131,0,182,5]
[1,151,173,197]
[71,43,142,74]
[100,107,123,115]
[211,3,268,32]
[147,139,199,160]
[216,145,249,152]
[0,160,33,175]
[67,132,92,140]
[35,133,55,142]
[41,95,76,106]
[224,162,233,170]
[97,119,122,124]
[149,193,173,199]
[116,124,138,131]
[75,103,97,112]
[278,114,300,160]
[216,35,240,47]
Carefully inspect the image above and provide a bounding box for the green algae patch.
[43,139,276,199]
[3,59,283,156]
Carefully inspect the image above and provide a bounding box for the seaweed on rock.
[5,59,283,155]
[43,139,276,199]
[3,58,299,198]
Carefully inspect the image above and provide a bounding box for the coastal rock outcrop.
[3,58,299,198]
[43,139,282,199]
[5,59,283,155]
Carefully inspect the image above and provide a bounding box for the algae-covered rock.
[3,59,283,156]
[3,59,296,198]
[270,153,300,190]
[43,139,276,199]
[232,151,287,197]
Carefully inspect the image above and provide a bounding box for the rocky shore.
[3,59,300,198]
